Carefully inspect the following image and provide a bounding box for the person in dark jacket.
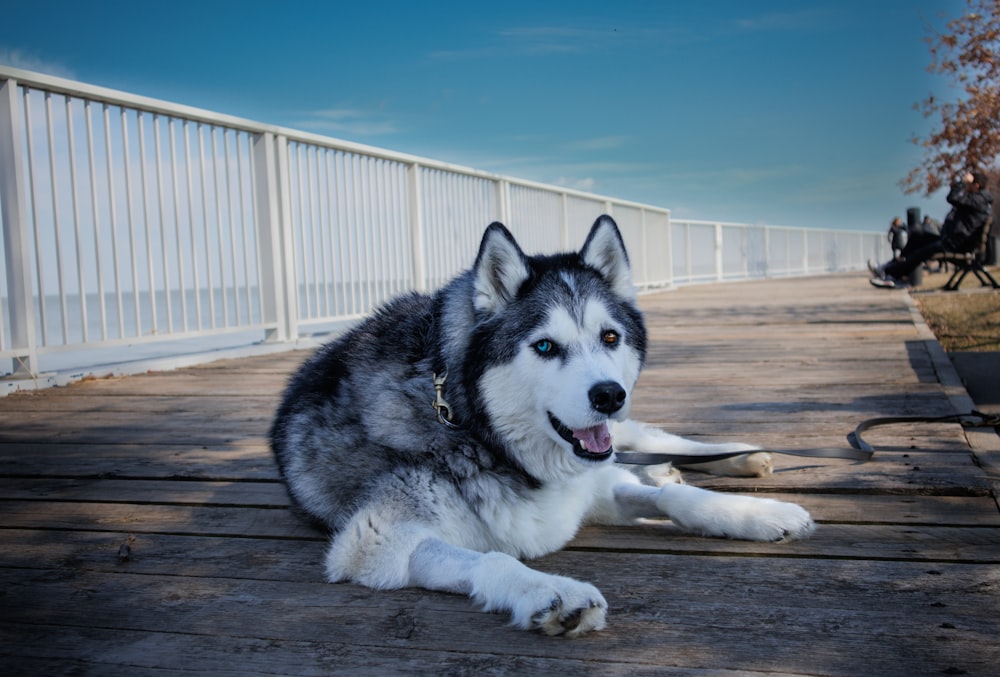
[920,214,941,238]
[910,214,946,272]
[870,170,994,288]
[887,217,908,258]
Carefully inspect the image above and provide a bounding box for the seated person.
[913,214,944,272]
[870,171,993,288]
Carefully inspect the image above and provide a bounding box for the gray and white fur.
[271,215,813,637]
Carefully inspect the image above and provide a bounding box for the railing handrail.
[0,65,673,217]
[670,215,883,237]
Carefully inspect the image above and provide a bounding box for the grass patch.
[912,267,1000,351]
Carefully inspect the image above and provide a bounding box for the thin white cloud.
[662,165,805,186]
[733,9,836,33]
[430,26,608,60]
[499,26,607,40]
[562,136,629,152]
[783,170,921,206]
[427,46,501,61]
[295,107,398,136]
[0,49,75,79]
[497,26,611,54]
[430,23,679,61]
[554,176,598,191]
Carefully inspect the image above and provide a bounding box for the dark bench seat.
[929,217,999,291]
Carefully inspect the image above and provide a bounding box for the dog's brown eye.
[602,330,619,346]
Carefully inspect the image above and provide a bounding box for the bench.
[930,216,999,291]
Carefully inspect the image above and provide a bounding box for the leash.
[426,372,1000,464]
[613,411,1000,466]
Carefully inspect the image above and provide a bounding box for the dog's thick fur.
[271,216,814,637]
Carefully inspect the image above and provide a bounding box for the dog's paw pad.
[523,581,607,638]
[559,606,584,632]
[530,597,561,626]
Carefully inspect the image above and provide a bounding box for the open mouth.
[548,413,614,461]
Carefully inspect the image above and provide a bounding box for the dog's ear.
[473,222,531,314]
[581,215,635,300]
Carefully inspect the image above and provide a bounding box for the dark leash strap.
[614,411,1000,466]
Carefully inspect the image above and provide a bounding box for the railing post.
[494,178,509,225]
[684,222,692,284]
[252,131,297,342]
[408,162,426,293]
[559,192,569,250]
[638,208,649,288]
[0,77,38,377]
[802,229,810,275]
[740,225,748,280]
[787,228,793,276]
[714,222,724,282]
[764,226,771,278]
[665,211,674,288]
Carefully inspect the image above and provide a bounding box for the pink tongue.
[572,423,612,454]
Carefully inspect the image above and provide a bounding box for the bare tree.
[902,0,1000,197]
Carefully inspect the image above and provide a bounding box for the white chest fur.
[447,468,620,559]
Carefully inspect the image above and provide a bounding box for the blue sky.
[0,0,965,231]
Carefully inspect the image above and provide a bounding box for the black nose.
[589,381,626,414]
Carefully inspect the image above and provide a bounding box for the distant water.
[2,280,412,377]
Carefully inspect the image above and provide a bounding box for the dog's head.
[467,216,647,478]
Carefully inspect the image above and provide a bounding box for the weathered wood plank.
[569,522,1000,563]
[0,389,956,421]
[684,449,993,495]
[0,623,692,677]
[1,442,983,494]
[0,553,995,676]
[0,393,280,414]
[1,371,294,398]
[4,524,999,582]
[0,500,318,539]
[0,410,269,443]
[2,501,998,562]
[0,404,970,443]
[2,478,998,525]
[0,477,293,506]
[0,442,278,480]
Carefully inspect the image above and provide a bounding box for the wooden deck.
[1,273,998,676]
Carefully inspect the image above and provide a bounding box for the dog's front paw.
[470,553,608,637]
[658,484,815,542]
[729,496,815,542]
[518,576,608,638]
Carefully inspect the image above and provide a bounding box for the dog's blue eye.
[534,339,555,355]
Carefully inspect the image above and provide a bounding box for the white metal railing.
[0,66,890,383]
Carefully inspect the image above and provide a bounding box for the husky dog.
[271,216,814,637]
